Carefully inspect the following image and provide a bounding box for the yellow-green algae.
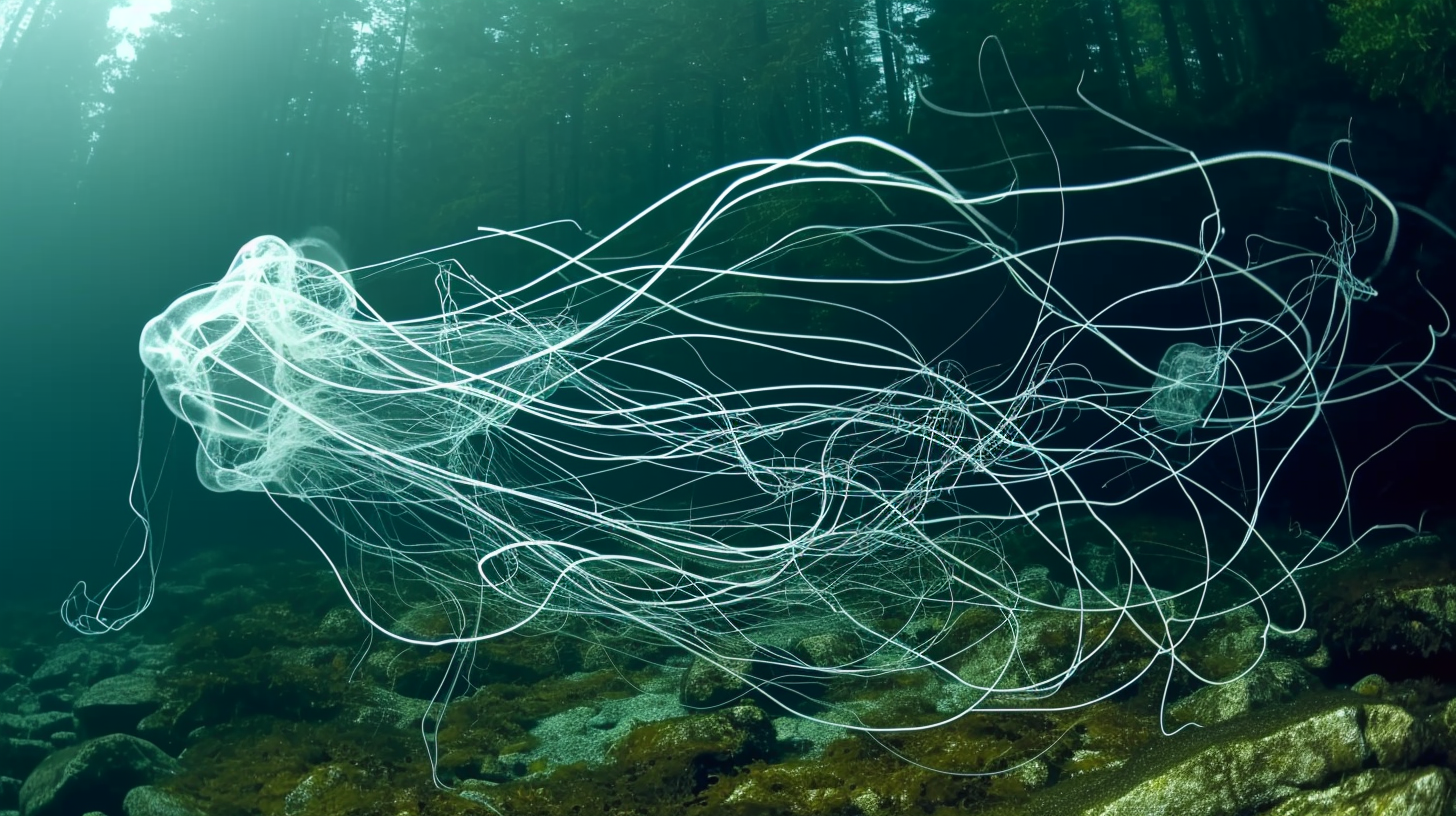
[112,532,1454,816]
[977,692,1430,816]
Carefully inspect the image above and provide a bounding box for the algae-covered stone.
[993,697,1431,816]
[75,673,162,738]
[1442,697,1456,742]
[0,684,41,718]
[343,686,433,732]
[29,641,126,692]
[790,631,860,669]
[493,689,682,776]
[122,785,204,816]
[0,714,73,743]
[953,608,1073,691]
[1351,674,1389,697]
[0,739,50,781]
[1310,534,1456,659]
[1168,660,1317,728]
[1364,703,1426,768]
[771,715,844,759]
[18,733,177,816]
[316,607,363,642]
[1263,766,1455,816]
[613,705,775,769]
[680,655,752,709]
[1089,705,1366,816]
[282,763,367,816]
[0,775,18,811]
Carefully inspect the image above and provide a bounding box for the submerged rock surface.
[0,534,1452,815]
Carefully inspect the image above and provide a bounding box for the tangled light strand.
[67,90,1450,765]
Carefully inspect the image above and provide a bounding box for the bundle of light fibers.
[67,87,1449,774]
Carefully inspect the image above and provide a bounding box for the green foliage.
[397,0,878,241]
[1328,0,1456,112]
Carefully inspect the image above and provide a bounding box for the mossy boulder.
[1263,766,1455,816]
[1168,660,1318,728]
[984,695,1428,816]
[122,784,205,816]
[18,733,178,816]
[680,655,753,709]
[75,672,162,738]
[1309,534,1456,665]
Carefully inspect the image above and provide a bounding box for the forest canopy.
[0,0,1443,260]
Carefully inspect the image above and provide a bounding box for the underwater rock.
[342,686,433,733]
[199,563,257,592]
[1352,673,1391,697]
[315,607,363,642]
[993,697,1426,816]
[29,692,71,717]
[499,689,684,776]
[280,761,422,816]
[477,635,578,684]
[75,673,162,738]
[1364,703,1430,768]
[0,775,18,810]
[136,640,354,754]
[17,733,177,816]
[132,707,183,755]
[790,631,860,669]
[0,739,50,780]
[770,714,844,759]
[952,607,1082,690]
[125,644,176,674]
[0,714,73,743]
[121,785,202,816]
[281,763,361,816]
[612,704,775,768]
[0,685,40,718]
[572,704,776,807]
[1442,698,1456,743]
[1262,766,1455,816]
[1010,565,1063,604]
[1310,534,1456,667]
[28,641,125,692]
[1015,758,1052,791]
[1168,660,1318,728]
[199,585,262,617]
[681,655,753,709]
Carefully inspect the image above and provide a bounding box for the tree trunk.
[1209,0,1244,84]
[1108,0,1143,105]
[381,0,412,237]
[1086,0,1124,98]
[835,19,862,132]
[797,67,818,143]
[752,0,791,155]
[874,0,905,133]
[547,117,558,214]
[517,128,528,225]
[710,84,725,168]
[0,0,46,97]
[752,0,769,46]
[1156,0,1191,102]
[651,100,667,194]
[567,86,583,217]
[1182,0,1227,99]
[1236,0,1273,76]
[0,0,38,49]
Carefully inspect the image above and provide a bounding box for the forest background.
[0,0,1448,607]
